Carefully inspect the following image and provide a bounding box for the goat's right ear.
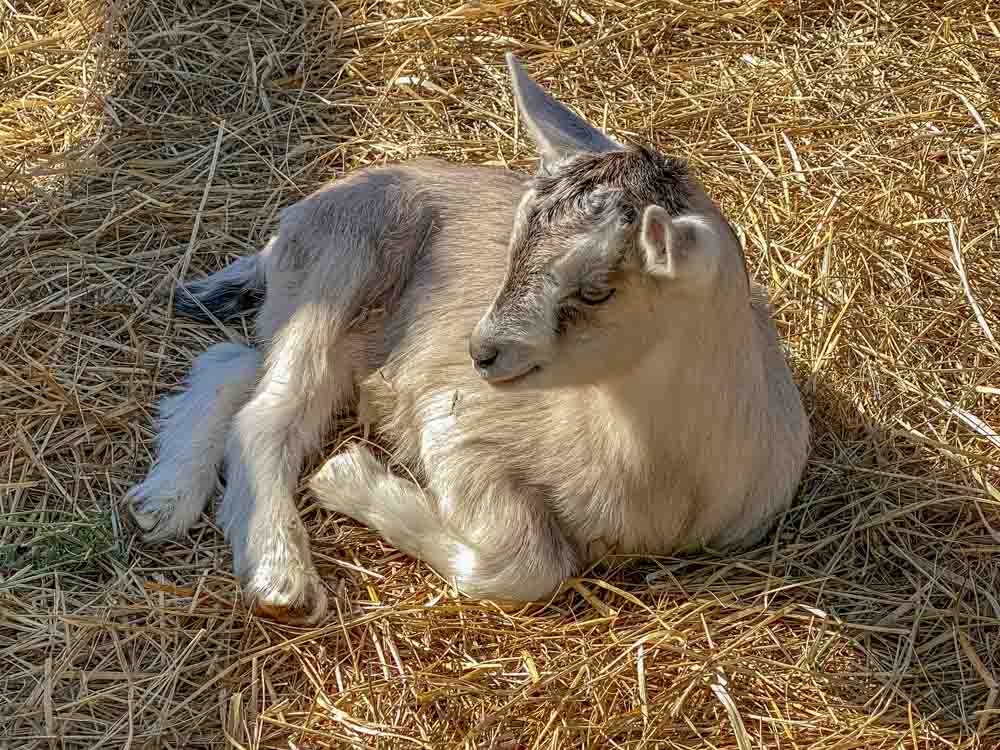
[506,53,621,173]
[639,206,719,285]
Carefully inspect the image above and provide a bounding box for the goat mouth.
[484,365,541,385]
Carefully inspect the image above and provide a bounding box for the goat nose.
[470,339,499,369]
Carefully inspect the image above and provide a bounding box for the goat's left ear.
[640,205,720,284]
[506,53,622,172]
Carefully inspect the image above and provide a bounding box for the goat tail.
[173,251,265,322]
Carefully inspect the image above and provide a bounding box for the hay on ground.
[2,0,999,747]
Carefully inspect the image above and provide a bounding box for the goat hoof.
[308,443,382,514]
[246,570,329,626]
[125,484,199,541]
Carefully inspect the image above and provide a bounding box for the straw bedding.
[2,0,999,747]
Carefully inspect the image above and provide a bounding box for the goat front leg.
[220,315,360,625]
[309,443,577,602]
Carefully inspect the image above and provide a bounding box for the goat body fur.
[129,56,809,623]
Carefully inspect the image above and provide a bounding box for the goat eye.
[578,286,615,305]
[585,195,607,215]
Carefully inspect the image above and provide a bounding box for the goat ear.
[639,206,719,284]
[506,53,621,172]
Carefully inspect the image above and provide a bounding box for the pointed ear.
[640,205,720,284]
[506,53,621,172]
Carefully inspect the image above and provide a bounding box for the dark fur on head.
[508,143,749,291]
[500,145,696,294]
[531,145,693,221]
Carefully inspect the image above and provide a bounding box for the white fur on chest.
[418,390,460,463]
[415,389,463,519]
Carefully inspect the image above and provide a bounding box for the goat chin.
[128,55,809,622]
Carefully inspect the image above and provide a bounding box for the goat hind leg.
[128,342,261,540]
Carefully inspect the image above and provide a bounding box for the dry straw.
[2,0,999,747]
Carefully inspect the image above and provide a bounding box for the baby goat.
[128,54,809,624]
